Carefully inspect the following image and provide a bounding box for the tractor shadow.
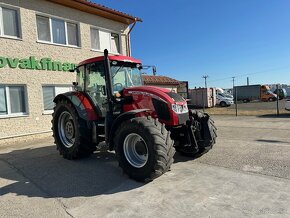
[0,145,143,198]
[173,152,205,163]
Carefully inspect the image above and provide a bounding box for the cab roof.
[78,55,142,67]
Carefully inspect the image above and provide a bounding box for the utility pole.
[232,76,238,117]
[202,75,208,112]
[202,75,209,88]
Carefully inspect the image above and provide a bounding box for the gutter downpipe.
[127,18,138,57]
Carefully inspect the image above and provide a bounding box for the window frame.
[36,13,81,48]
[0,85,28,118]
[0,4,22,39]
[90,26,122,54]
[42,85,72,114]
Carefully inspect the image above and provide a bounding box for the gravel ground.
[194,115,290,179]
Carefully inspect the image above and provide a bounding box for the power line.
[189,65,290,87]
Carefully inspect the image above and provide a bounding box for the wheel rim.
[123,133,148,168]
[58,111,75,148]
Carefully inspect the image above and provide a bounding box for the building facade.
[0,0,140,144]
[142,75,181,93]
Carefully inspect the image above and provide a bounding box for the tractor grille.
[152,98,170,121]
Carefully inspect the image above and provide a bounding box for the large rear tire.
[114,116,175,182]
[52,99,96,159]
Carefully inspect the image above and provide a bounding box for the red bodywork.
[123,86,186,126]
[78,55,141,66]
[73,92,99,120]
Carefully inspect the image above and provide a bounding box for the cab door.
[85,62,108,117]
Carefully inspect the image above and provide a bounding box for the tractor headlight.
[172,103,188,114]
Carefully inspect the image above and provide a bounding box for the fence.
[200,85,290,117]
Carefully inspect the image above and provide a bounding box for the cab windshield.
[111,63,143,92]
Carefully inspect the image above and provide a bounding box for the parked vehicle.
[233,85,277,102]
[285,97,290,111]
[51,50,217,182]
[274,88,287,100]
[216,87,224,94]
[216,92,234,107]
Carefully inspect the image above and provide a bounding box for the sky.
[94,0,290,88]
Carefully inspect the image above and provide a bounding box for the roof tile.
[142,75,180,86]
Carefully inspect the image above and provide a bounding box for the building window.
[0,85,27,116]
[91,28,120,54]
[42,86,72,112]
[36,15,79,47]
[0,6,21,38]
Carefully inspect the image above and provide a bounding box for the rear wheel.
[52,99,96,159]
[114,116,175,182]
[268,97,275,102]
[220,101,227,107]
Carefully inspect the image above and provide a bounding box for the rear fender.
[53,92,99,121]
[108,109,151,150]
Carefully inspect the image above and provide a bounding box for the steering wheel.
[113,83,123,91]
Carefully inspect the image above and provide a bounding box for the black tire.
[220,101,227,107]
[176,111,217,158]
[52,99,96,159]
[114,116,175,182]
[268,97,276,102]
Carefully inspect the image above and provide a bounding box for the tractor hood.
[123,86,186,105]
[122,85,189,126]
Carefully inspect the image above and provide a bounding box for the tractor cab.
[74,55,143,116]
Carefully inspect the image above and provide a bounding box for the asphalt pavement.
[0,115,290,218]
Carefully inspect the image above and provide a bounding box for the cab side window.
[86,63,107,116]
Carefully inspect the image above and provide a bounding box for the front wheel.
[114,116,175,182]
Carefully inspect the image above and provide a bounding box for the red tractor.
[52,50,217,182]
